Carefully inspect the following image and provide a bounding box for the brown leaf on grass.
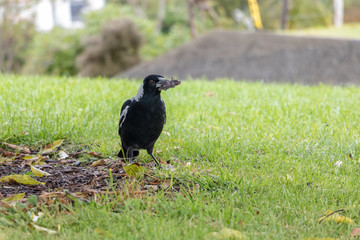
[0,148,15,157]
[351,228,360,237]
[1,142,30,154]
[39,192,71,205]
[68,151,82,158]
[162,179,172,189]
[88,152,102,157]
[143,185,158,191]
[39,139,64,155]
[81,187,100,195]
[0,201,11,208]
[206,91,218,98]
[65,191,91,203]
[20,155,47,167]
[38,191,91,205]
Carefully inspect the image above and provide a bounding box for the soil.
[0,143,186,202]
[119,30,360,85]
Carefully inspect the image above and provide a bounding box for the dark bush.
[76,18,142,77]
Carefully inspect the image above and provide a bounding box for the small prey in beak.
[156,77,181,91]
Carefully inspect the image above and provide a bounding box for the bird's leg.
[127,147,134,163]
[150,153,161,166]
[147,149,160,166]
[117,148,126,158]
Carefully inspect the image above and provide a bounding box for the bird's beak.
[156,78,171,91]
[156,77,181,91]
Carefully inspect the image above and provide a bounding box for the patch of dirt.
[0,159,121,196]
[0,142,188,202]
[119,30,360,85]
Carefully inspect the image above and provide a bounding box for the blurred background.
[0,0,359,83]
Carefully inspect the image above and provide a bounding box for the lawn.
[283,23,360,39]
[1,74,360,239]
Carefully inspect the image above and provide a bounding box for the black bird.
[117,74,181,166]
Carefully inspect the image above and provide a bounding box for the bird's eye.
[149,80,154,84]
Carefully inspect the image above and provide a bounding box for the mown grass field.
[284,23,360,39]
[1,74,360,239]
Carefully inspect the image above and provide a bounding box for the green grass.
[1,74,360,239]
[282,23,360,39]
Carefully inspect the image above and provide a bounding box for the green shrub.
[0,18,35,73]
[288,0,332,29]
[22,27,82,76]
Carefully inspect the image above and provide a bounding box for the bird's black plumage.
[118,74,178,166]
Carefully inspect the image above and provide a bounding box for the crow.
[117,74,181,166]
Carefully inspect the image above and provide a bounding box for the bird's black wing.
[118,99,132,135]
[162,99,166,124]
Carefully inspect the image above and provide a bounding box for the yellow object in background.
[248,0,263,29]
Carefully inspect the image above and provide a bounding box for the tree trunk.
[50,0,57,27]
[188,0,197,39]
[156,0,166,33]
[281,0,288,29]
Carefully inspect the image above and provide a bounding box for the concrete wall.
[120,30,360,85]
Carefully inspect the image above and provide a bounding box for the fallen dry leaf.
[206,91,218,98]
[1,192,25,202]
[95,228,113,238]
[318,210,353,224]
[206,228,245,240]
[58,151,69,160]
[30,212,44,223]
[21,155,48,167]
[0,174,45,185]
[123,163,145,177]
[351,228,360,237]
[39,192,72,205]
[162,179,172,190]
[90,159,107,167]
[143,185,158,191]
[29,223,57,234]
[303,238,336,240]
[2,142,30,154]
[31,165,51,177]
[88,152,101,157]
[39,139,64,155]
[0,148,15,157]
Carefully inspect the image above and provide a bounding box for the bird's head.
[133,75,181,101]
[143,74,181,92]
[143,74,167,92]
